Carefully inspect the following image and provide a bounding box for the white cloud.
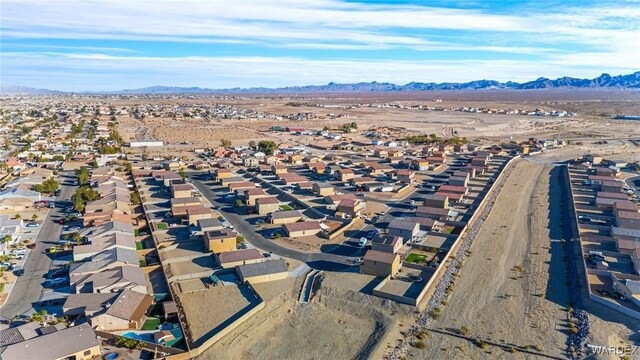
[1,0,638,52]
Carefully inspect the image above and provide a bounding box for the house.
[416,206,450,220]
[169,198,202,216]
[70,247,140,277]
[228,181,257,193]
[313,182,335,196]
[186,206,213,225]
[410,159,429,171]
[616,211,640,229]
[0,215,23,244]
[197,218,224,232]
[336,199,366,218]
[236,260,289,284]
[336,168,355,182]
[425,156,446,165]
[288,154,303,164]
[388,219,419,241]
[361,250,400,277]
[471,156,488,166]
[270,210,304,224]
[91,289,154,331]
[271,164,288,175]
[79,220,135,240]
[374,149,389,158]
[0,323,101,360]
[63,292,119,318]
[283,221,322,238]
[171,184,192,198]
[73,232,136,261]
[216,249,265,268]
[264,156,280,165]
[610,275,640,308]
[0,188,42,212]
[71,265,148,294]
[613,227,640,254]
[279,174,307,185]
[324,193,357,205]
[204,229,237,253]
[371,235,403,254]
[256,196,280,215]
[448,176,468,187]
[214,168,233,181]
[192,160,209,170]
[439,184,467,196]
[423,194,449,208]
[601,180,624,193]
[243,157,259,168]
[366,162,393,176]
[243,187,268,206]
[584,154,603,165]
[396,169,414,183]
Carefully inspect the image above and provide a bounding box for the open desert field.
[407,161,570,359]
[105,90,640,149]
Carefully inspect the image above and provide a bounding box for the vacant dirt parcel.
[409,161,571,359]
[197,274,412,360]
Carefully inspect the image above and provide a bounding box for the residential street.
[188,173,360,271]
[1,171,75,320]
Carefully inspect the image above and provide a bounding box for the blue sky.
[1,0,638,91]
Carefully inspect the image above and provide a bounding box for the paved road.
[624,175,640,197]
[188,173,361,271]
[1,172,75,319]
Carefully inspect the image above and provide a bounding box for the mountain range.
[3,71,639,95]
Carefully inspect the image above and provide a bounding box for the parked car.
[54,189,61,196]
[578,215,592,223]
[366,229,380,240]
[26,243,36,249]
[358,237,368,247]
[46,277,69,288]
[26,222,39,228]
[13,268,24,276]
[49,268,69,279]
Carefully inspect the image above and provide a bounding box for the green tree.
[1,235,11,244]
[32,178,60,194]
[258,140,277,155]
[75,167,90,185]
[73,232,83,245]
[234,199,244,208]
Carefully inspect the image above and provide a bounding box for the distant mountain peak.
[2,71,639,95]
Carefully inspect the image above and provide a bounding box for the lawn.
[405,253,428,264]
[141,317,161,330]
[279,204,294,211]
[157,223,168,229]
[136,242,143,250]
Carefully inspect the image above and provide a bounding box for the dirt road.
[410,161,571,359]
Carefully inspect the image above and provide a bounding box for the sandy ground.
[197,273,413,360]
[175,282,261,347]
[408,161,571,359]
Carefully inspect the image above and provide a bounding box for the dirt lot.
[408,161,571,359]
[175,282,261,347]
[198,273,413,360]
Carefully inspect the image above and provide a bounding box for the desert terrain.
[107,89,640,149]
